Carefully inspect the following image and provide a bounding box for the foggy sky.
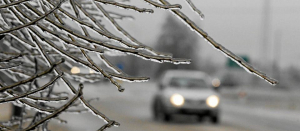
[104,0,300,68]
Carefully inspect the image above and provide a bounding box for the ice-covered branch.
[0,62,22,70]
[0,0,63,35]
[0,0,30,9]
[29,27,119,126]
[22,83,83,131]
[143,0,181,9]
[18,99,56,113]
[98,120,118,131]
[107,11,134,20]
[159,0,278,85]
[38,1,173,58]
[94,0,154,13]
[80,48,124,92]
[0,74,62,103]
[0,59,64,92]
[25,95,68,102]
[0,123,11,130]
[0,53,23,62]
[9,68,32,77]
[93,2,173,57]
[185,0,204,20]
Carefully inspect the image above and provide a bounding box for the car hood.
[163,87,218,100]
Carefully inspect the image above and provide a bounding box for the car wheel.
[153,100,171,122]
[197,115,204,122]
[210,115,219,124]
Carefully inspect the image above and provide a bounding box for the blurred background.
[1,0,300,131]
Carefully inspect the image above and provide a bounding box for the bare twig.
[185,0,204,20]
[0,0,30,9]
[98,120,118,131]
[94,0,154,13]
[0,0,63,35]
[0,59,64,92]
[0,62,22,70]
[0,53,23,62]
[143,0,181,9]
[1,73,62,103]
[22,84,83,131]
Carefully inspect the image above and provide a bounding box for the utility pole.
[261,0,271,65]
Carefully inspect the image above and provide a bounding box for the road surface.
[53,81,300,131]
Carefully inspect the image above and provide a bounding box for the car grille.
[185,99,206,106]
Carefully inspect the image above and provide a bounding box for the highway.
[53,81,300,131]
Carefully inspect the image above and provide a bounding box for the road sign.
[227,55,250,68]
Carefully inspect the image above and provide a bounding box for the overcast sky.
[102,0,300,68]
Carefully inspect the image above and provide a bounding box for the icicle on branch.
[185,0,205,20]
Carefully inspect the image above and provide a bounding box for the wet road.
[56,81,300,131]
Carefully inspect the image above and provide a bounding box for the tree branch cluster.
[0,0,277,130]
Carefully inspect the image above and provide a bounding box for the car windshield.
[168,77,208,89]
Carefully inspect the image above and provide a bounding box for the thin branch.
[22,84,83,131]
[0,53,23,62]
[94,0,154,13]
[93,2,173,57]
[0,0,63,35]
[71,1,142,49]
[65,108,88,113]
[107,11,134,20]
[0,73,62,103]
[98,120,118,131]
[80,48,124,92]
[26,95,68,102]
[143,0,181,9]
[0,51,29,56]
[0,62,22,70]
[0,59,64,92]
[0,123,11,130]
[5,32,36,47]
[8,68,32,77]
[185,0,204,20]
[29,25,118,125]
[159,0,278,85]
[18,99,56,113]
[0,0,30,9]
[26,1,174,60]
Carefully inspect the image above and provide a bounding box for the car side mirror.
[211,78,221,92]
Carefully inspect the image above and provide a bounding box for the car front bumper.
[165,106,219,116]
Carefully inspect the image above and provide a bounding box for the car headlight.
[71,66,80,74]
[170,94,185,107]
[206,95,219,108]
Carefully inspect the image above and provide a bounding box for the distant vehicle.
[152,70,220,123]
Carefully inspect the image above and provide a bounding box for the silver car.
[152,70,220,123]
